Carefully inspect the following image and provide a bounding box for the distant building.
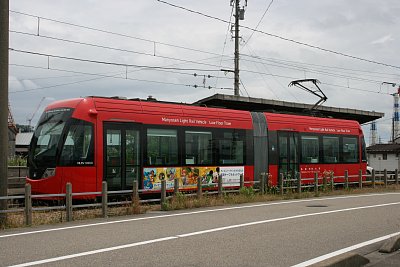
[15,132,34,157]
[8,127,17,157]
[366,144,400,172]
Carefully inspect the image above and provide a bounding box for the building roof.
[367,143,400,153]
[194,94,384,124]
[15,132,34,146]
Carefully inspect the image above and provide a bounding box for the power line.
[243,0,274,47]
[241,54,400,82]
[214,4,235,90]
[156,0,400,70]
[10,48,392,96]
[9,10,223,57]
[12,30,393,88]
[9,63,233,93]
[9,31,234,70]
[9,47,226,73]
[13,10,399,84]
[242,54,400,78]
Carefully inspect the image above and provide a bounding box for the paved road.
[1,192,400,266]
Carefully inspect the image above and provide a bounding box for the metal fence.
[0,169,399,227]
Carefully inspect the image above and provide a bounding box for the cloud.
[7,0,400,144]
[371,35,394,45]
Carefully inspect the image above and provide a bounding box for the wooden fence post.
[132,180,138,199]
[314,172,318,194]
[384,169,388,188]
[160,180,166,210]
[260,173,265,194]
[240,174,244,189]
[24,183,32,226]
[322,173,327,191]
[297,172,301,194]
[330,172,334,191]
[218,175,223,197]
[372,169,376,188]
[197,177,202,199]
[102,181,108,218]
[280,173,284,196]
[344,170,349,189]
[359,169,363,189]
[396,169,399,185]
[174,178,179,195]
[66,183,73,222]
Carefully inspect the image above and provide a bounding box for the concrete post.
[359,169,363,189]
[345,170,349,189]
[260,173,265,194]
[384,169,388,188]
[372,169,376,188]
[197,177,202,199]
[66,183,73,222]
[280,173,284,196]
[297,172,301,194]
[314,172,318,194]
[395,169,399,185]
[102,181,108,218]
[174,178,179,195]
[240,174,244,189]
[218,175,222,197]
[161,179,166,207]
[24,183,32,226]
[0,0,9,227]
[330,172,334,191]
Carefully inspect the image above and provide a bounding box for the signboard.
[143,166,244,190]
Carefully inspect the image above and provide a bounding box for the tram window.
[147,129,178,166]
[342,137,358,163]
[60,121,94,166]
[361,136,367,162]
[218,131,245,165]
[301,136,319,163]
[323,136,339,163]
[185,131,212,165]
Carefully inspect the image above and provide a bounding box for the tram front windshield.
[28,108,73,180]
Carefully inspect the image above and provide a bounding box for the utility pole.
[0,0,9,226]
[231,0,246,97]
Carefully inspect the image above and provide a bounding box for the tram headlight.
[43,168,56,178]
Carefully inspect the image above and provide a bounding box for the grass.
[1,184,399,230]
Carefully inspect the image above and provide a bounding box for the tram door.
[104,122,141,191]
[278,131,300,181]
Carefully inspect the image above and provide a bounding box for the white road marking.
[1,192,399,239]
[292,231,400,267]
[8,237,178,267]
[7,201,400,267]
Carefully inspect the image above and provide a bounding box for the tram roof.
[193,94,384,125]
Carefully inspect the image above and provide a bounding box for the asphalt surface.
[1,192,400,266]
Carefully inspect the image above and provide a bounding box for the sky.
[7,0,400,144]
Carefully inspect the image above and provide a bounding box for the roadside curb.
[379,235,400,253]
[309,252,369,267]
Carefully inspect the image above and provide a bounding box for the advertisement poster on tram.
[143,166,244,190]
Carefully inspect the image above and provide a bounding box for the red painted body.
[27,97,367,197]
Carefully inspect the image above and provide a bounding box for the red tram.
[27,96,367,195]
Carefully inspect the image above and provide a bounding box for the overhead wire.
[9,10,222,57]
[155,0,400,70]
[11,10,400,87]
[9,32,234,71]
[243,0,274,47]
[9,63,233,93]
[214,3,235,90]
[10,10,395,97]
